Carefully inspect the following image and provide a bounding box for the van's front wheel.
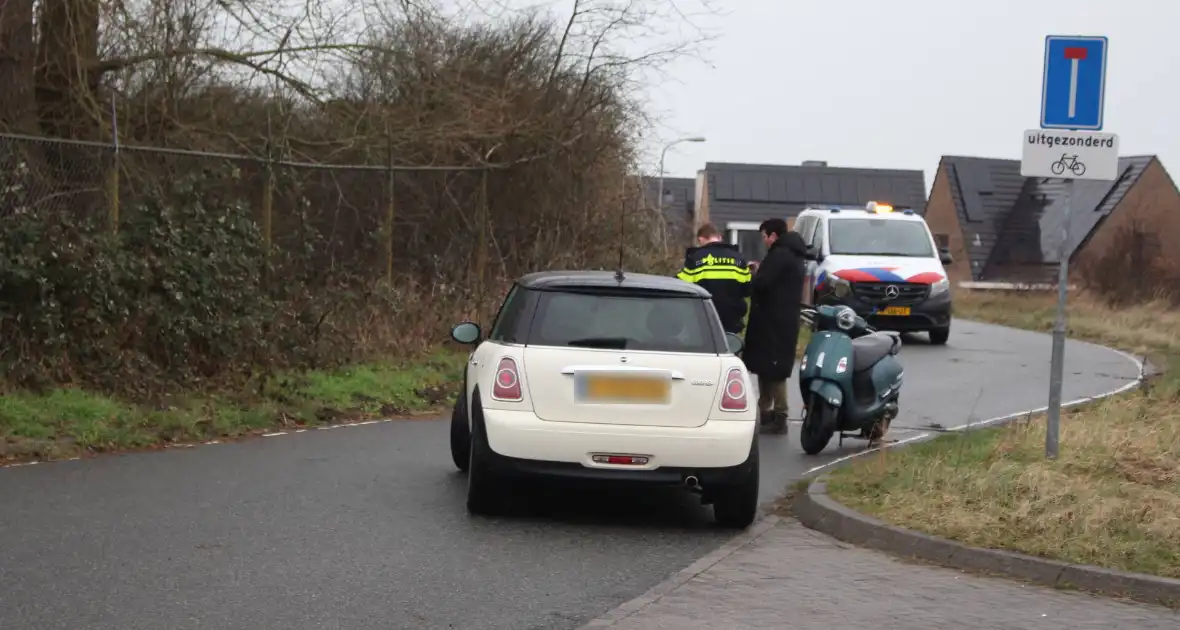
[800,392,837,455]
[929,326,950,345]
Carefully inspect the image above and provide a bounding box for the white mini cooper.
[448,270,760,528]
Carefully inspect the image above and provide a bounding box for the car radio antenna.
[614,176,627,283]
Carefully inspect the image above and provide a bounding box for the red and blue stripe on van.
[831,267,944,284]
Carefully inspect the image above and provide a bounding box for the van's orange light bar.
[866,201,894,213]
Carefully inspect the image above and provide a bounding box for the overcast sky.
[521,0,1178,192]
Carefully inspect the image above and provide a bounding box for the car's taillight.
[720,367,747,411]
[491,357,523,401]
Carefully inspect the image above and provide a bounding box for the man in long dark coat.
[742,218,807,435]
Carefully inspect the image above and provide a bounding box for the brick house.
[924,155,1180,286]
[693,161,928,260]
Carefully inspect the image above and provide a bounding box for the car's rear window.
[529,290,718,353]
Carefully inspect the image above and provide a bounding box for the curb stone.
[575,330,1154,627]
[794,477,1180,609]
[575,514,782,629]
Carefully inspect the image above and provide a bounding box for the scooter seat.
[851,332,901,372]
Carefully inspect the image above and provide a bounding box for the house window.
[725,221,766,261]
[736,230,767,261]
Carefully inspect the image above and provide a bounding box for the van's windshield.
[827,218,935,257]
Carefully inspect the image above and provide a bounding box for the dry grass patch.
[953,289,1180,357]
[825,290,1180,578]
[828,378,1180,577]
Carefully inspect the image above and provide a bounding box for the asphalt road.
[0,320,1140,630]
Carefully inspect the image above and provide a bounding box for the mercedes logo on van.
[884,285,900,300]
[619,356,628,363]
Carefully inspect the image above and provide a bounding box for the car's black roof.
[517,270,711,298]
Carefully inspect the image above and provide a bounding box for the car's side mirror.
[725,332,744,354]
[451,321,481,345]
[939,249,953,265]
[805,245,821,262]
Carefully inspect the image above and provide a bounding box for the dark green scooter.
[796,305,903,455]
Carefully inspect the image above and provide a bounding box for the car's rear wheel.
[450,394,470,472]
[800,393,836,455]
[929,325,950,345]
[466,401,505,515]
[712,437,760,529]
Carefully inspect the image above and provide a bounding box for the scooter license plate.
[879,306,911,316]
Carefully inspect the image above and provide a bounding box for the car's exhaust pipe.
[684,475,701,490]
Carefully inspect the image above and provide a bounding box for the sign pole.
[1027,34,1112,459]
[1045,177,1073,459]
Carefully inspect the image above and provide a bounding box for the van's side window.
[795,216,816,245]
[811,218,826,254]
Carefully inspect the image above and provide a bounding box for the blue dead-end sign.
[1040,35,1108,130]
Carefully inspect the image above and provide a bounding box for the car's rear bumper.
[480,408,756,484]
[819,289,952,332]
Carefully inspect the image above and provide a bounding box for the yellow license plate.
[879,306,911,316]
[580,375,670,404]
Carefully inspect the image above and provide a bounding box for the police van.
[792,201,955,345]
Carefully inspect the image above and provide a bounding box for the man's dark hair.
[696,223,721,240]
[759,218,787,237]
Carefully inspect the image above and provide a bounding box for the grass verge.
[1,349,466,464]
[827,290,1180,578]
[953,289,1180,358]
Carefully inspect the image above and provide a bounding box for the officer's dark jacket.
[676,240,752,334]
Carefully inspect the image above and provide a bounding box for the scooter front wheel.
[800,392,837,455]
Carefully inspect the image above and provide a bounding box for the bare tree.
[0,0,712,391]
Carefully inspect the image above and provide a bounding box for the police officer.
[676,223,752,334]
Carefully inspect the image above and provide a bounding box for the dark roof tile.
[704,161,927,226]
[939,155,1156,281]
[941,156,1028,278]
[985,157,1152,274]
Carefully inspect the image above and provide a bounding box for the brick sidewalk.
[583,519,1178,629]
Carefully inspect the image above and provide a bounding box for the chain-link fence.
[0,132,682,388]
[0,132,492,287]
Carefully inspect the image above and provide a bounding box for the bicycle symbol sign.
[1050,153,1086,177]
[1020,129,1119,181]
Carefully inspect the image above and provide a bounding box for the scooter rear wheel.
[800,393,836,455]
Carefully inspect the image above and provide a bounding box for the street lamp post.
[656,136,706,217]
